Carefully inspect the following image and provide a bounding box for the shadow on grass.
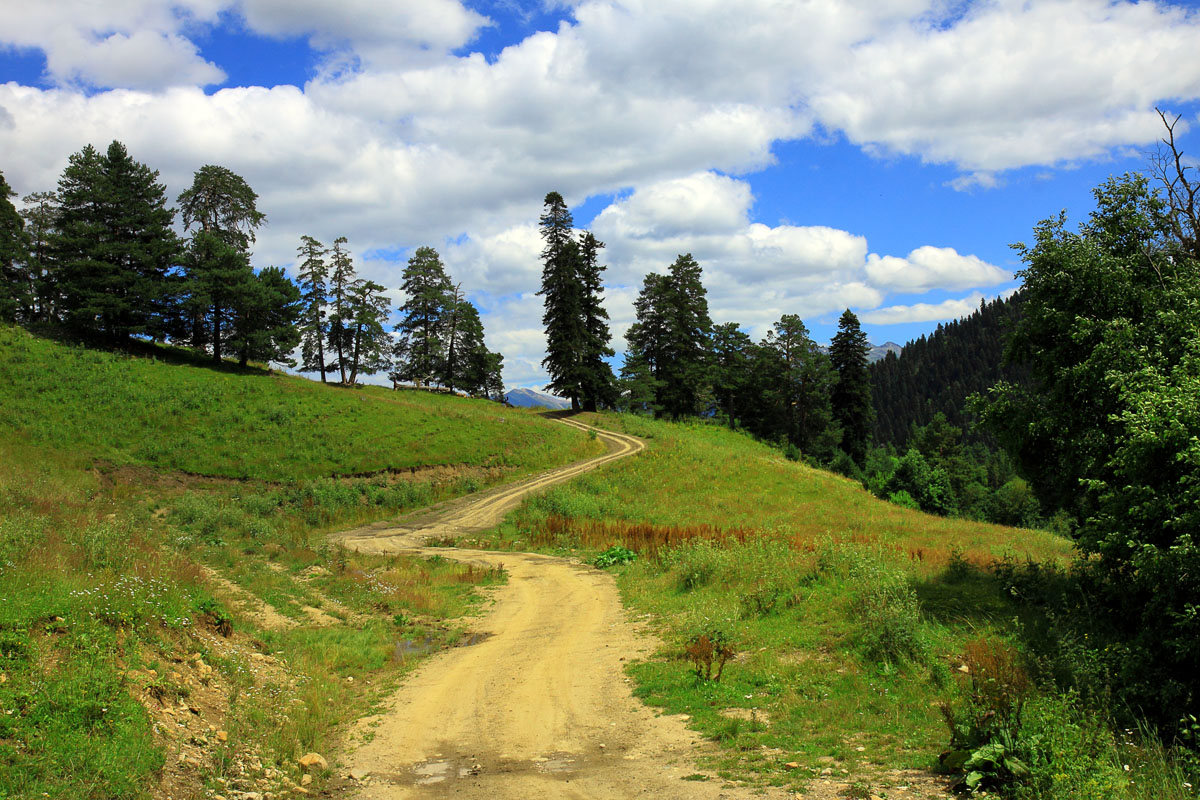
[913,561,1015,627]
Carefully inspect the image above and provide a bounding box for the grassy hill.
[468,414,1188,800]
[0,325,601,800]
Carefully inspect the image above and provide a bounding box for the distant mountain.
[817,341,902,363]
[867,342,902,364]
[505,388,572,410]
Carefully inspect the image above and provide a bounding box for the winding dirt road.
[332,417,792,800]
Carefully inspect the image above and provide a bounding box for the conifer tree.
[296,235,331,382]
[54,141,181,341]
[392,246,453,387]
[345,279,392,386]
[710,322,755,428]
[0,170,25,322]
[829,309,874,466]
[622,272,672,415]
[537,191,586,409]
[763,314,837,459]
[576,232,618,411]
[230,266,302,367]
[327,236,356,384]
[178,164,267,359]
[658,253,712,418]
[19,191,60,323]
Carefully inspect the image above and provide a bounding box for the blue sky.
[2,0,1199,388]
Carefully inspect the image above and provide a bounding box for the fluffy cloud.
[865,246,1011,293]
[0,0,225,88]
[3,0,1199,387]
[239,0,490,67]
[860,293,988,325]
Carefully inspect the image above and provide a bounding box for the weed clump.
[684,628,736,682]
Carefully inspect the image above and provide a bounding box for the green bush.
[593,545,637,569]
[849,561,927,666]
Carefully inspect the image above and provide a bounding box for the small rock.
[298,752,328,772]
[784,762,800,770]
[855,746,866,752]
[820,768,833,776]
[344,676,354,683]
[217,729,229,742]
[300,773,313,786]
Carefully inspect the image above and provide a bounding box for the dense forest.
[0,142,504,399]
[870,292,1026,447]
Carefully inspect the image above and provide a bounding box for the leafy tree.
[0,169,25,322]
[344,279,392,386]
[483,350,506,402]
[53,142,181,341]
[230,266,302,368]
[978,172,1200,726]
[829,309,874,466]
[326,236,356,384]
[392,246,453,387]
[537,191,586,409]
[296,235,331,382]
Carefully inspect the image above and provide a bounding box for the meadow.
[0,325,598,799]
[471,413,1196,800]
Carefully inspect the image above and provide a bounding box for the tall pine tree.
[53,142,181,341]
[327,236,356,384]
[576,232,617,411]
[296,235,331,382]
[0,169,25,322]
[392,246,453,387]
[537,192,586,409]
[829,309,874,466]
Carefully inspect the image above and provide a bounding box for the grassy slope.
[0,326,591,481]
[0,325,601,800]
[472,413,1102,796]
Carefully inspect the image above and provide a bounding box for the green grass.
[473,413,1195,798]
[0,325,593,799]
[0,325,599,480]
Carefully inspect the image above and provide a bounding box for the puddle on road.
[394,632,493,663]
[402,752,582,786]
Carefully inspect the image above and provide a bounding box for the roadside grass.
[0,325,601,481]
[472,413,1194,799]
[0,325,570,799]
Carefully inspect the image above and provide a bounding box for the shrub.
[593,545,637,569]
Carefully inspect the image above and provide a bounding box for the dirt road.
[333,417,792,800]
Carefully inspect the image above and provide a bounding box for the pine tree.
[537,191,586,409]
[392,246,453,387]
[327,236,356,384]
[659,253,712,419]
[710,322,754,428]
[345,279,392,386]
[829,309,874,466]
[185,230,255,361]
[54,142,181,341]
[19,191,60,323]
[764,314,837,459]
[622,272,672,415]
[177,164,267,359]
[230,266,302,367]
[0,169,25,322]
[576,232,617,411]
[296,235,331,382]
